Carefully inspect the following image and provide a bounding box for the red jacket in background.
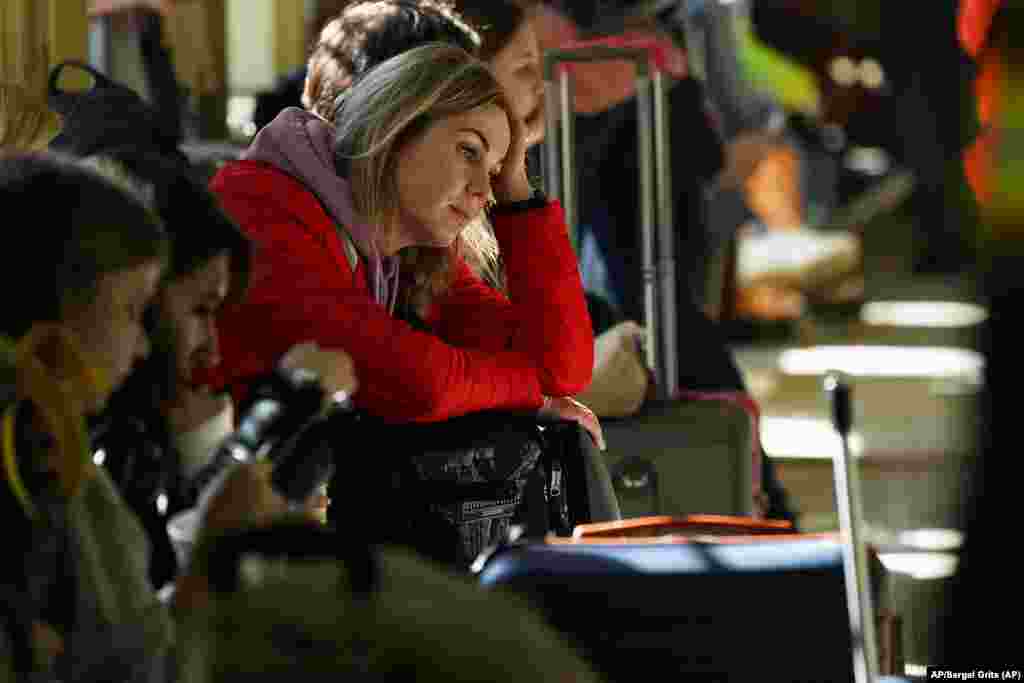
[959,0,1004,204]
[206,160,593,423]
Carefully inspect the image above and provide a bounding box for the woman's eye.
[460,143,480,162]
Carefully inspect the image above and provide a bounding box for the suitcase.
[474,530,904,682]
[543,41,760,518]
[475,534,865,683]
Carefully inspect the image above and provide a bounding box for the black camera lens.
[189,366,327,500]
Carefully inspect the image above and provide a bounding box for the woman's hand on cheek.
[492,112,533,204]
[524,105,546,148]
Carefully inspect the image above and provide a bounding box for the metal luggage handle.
[542,44,679,399]
[824,372,879,683]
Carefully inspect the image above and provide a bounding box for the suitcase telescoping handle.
[824,372,879,683]
[542,42,679,400]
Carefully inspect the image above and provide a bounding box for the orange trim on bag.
[572,514,793,540]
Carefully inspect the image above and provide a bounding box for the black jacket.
[89,401,190,591]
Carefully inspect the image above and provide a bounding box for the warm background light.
[778,345,984,384]
[860,301,988,328]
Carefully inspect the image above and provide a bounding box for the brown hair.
[0,4,61,150]
[455,0,537,61]
[303,1,480,123]
[0,152,169,340]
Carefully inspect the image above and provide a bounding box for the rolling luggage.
[475,533,864,682]
[543,41,760,517]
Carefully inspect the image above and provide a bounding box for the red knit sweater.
[206,160,593,423]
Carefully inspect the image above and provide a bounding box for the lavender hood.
[244,107,399,313]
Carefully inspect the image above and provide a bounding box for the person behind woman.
[455,1,546,147]
[207,43,602,446]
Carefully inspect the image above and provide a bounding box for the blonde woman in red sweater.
[208,43,602,447]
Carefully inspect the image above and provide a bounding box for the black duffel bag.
[324,411,594,569]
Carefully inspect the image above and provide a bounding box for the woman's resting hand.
[491,108,534,204]
[539,396,606,451]
[279,341,359,404]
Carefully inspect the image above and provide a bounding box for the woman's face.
[391,103,510,254]
[159,252,231,385]
[61,259,164,410]
[489,19,545,146]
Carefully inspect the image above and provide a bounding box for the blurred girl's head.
[0,151,168,410]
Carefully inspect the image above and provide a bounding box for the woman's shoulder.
[210,160,338,238]
[210,159,311,200]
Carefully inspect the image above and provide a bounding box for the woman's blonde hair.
[333,43,507,314]
[1,4,61,150]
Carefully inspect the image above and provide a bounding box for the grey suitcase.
[543,40,759,517]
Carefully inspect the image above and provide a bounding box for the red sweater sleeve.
[207,161,589,423]
[432,203,594,397]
